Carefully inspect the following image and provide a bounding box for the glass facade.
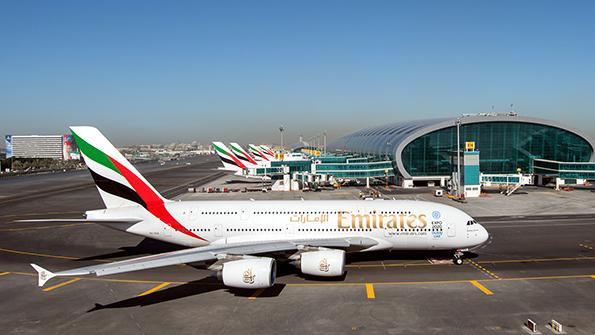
[316,156,348,163]
[271,160,311,173]
[252,160,395,178]
[315,161,395,178]
[402,122,593,176]
[329,118,450,160]
[328,117,594,178]
[533,159,595,179]
[346,157,369,163]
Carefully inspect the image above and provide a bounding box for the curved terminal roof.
[329,114,595,179]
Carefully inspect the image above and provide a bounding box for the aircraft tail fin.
[260,145,275,159]
[229,142,258,167]
[212,142,246,171]
[249,144,269,161]
[31,264,56,287]
[70,126,169,208]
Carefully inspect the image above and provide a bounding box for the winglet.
[31,264,56,287]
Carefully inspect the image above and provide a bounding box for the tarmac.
[1,156,595,334]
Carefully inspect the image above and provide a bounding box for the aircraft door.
[447,222,456,237]
[215,224,223,237]
[189,208,197,222]
[240,209,249,221]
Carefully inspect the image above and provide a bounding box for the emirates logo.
[243,268,255,284]
[319,258,330,272]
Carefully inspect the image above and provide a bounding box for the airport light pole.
[279,126,285,151]
[323,131,327,154]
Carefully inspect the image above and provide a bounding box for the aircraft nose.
[479,225,489,244]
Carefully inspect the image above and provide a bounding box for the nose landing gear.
[452,250,465,265]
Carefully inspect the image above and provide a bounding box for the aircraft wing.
[30,237,377,287]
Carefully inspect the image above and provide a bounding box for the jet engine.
[299,249,345,277]
[220,257,276,289]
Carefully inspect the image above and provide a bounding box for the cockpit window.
[467,220,478,225]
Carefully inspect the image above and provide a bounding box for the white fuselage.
[87,199,489,252]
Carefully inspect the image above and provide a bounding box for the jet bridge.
[532,158,595,189]
[480,173,533,196]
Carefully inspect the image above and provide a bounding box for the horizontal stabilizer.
[31,264,56,287]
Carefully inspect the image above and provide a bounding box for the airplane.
[212,141,250,172]
[249,144,271,162]
[28,126,489,290]
[260,145,276,160]
[212,141,272,179]
[230,142,260,167]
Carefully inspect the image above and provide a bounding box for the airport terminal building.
[4,134,80,160]
[328,114,595,187]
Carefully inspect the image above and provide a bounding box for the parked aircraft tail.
[71,126,206,241]
[230,142,258,167]
[71,126,169,209]
[249,144,269,161]
[212,141,247,171]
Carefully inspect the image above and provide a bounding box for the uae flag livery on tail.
[70,127,205,241]
[249,144,269,162]
[212,141,247,171]
[230,142,258,166]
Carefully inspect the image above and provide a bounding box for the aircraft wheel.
[453,257,464,265]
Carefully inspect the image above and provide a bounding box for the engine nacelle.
[221,257,276,289]
[300,250,345,277]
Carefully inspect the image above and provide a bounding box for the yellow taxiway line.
[0,223,92,232]
[137,282,171,296]
[0,247,79,260]
[0,211,82,220]
[0,272,10,276]
[286,273,595,287]
[43,278,81,292]
[3,245,595,268]
[346,256,595,268]
[248,288,266,300]
[365,283,376,299]
[469,280,494,295]
[466,259,500,280]
[4,271,595,289]
[0,247,110,263]
[479,256,595,264]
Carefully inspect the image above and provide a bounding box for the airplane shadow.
[87,278,286,312]
[227,283,286,298]
[77,239,185,262]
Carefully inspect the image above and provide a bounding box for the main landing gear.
[452,250,464,265]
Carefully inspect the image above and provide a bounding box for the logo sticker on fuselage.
[432,221,443,238]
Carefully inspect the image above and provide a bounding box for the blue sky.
[1,0,594,145]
